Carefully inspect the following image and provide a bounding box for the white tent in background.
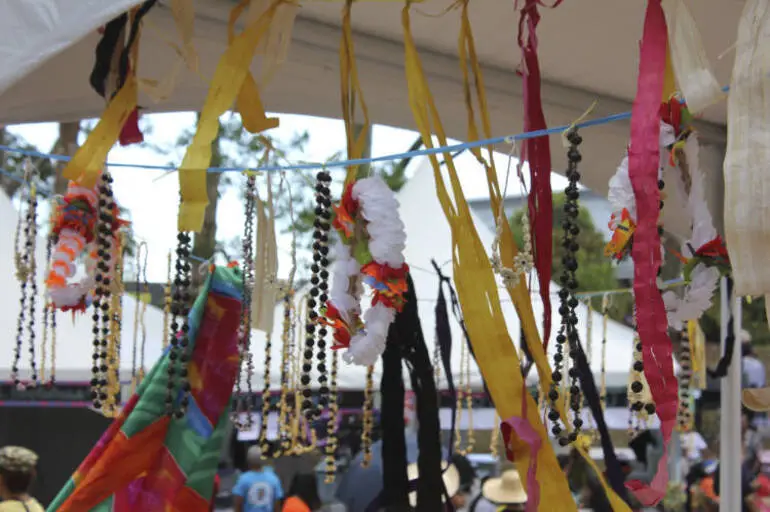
[0,190,166,383]
[246,158,639,394]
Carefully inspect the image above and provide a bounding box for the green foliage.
[509,192,632,322]
[0,129,57,198]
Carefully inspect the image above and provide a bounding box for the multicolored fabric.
[48,266,243,512]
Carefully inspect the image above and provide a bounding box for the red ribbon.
[626,0,679,505]
[517,0,553,348]
[501,399,541,512]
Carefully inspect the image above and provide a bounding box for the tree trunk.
[52,122,80,194]
[191,117,223,287]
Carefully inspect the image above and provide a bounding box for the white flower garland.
[327,176,408,366]
[662,133,720,329]
[607,121,721,329]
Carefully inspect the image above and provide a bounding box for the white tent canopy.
[0,191,166,383]
[0,0,733,238]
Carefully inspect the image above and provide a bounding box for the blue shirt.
[233,469,284,512]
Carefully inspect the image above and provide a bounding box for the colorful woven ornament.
[324,175,409,366]
[46,178,127,313]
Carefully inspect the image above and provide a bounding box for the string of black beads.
[547,128,584,446]
[314,170,332,417]
[324,349,339,482]
[302,170,332,419]
[12,170,39,390]
[91,171,115,408]
[234,174,258,430]
[677,329,692,430]
[166,231,192,418]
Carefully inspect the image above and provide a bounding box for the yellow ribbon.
[176,0,282,232]
[61,78,138,189]
[340,0,372,185]
[404,2,582,509]
[452,3,629,509]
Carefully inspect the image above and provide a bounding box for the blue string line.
[0,85,731,174]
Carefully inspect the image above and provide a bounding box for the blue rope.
[0,112,652,174]
[0,84,730,174]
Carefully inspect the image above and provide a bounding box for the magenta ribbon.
[501,393,542,512]
[517,0,553,349]
[626,0,679,505]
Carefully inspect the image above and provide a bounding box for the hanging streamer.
[369,274,444,512]
[626,0,679,505]
[661,0,725,114]
[723,0,770,297]
[340,0,372,185]
[402,3,586,509]
[176,0,281,232]
[517,0,553,347]
[433,261,458,455]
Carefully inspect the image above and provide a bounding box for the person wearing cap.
[233,445,284,512]
[0,446,44,512]
[468,469,527,512]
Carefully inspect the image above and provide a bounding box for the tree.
[0,129,57,198]
[509,193,634,322]
[147,113,309,279]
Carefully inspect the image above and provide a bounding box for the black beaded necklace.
[233,174,258,430]
[91,171,116,409]
[166,230,193,418]
[302,170,332,419]
[547,128,584,446]
[677,329,693,430]
[12,164,40,390]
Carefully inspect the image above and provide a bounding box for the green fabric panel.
[184,404,232,498]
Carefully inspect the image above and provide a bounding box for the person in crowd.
[281,474,321,512]
[468,469,527,512]
[449,453,477,505]
[233,445,284,512]
[743,331,766,389]
[407,460,465,510]
[0,446,44,512]
[744,408,764,463]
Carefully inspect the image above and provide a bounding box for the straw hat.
[742,387,770,412]
[481,469,528,505]
[406,460,460,506]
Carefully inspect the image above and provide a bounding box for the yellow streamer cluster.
[401,1,631,509]
[176,0,282,232]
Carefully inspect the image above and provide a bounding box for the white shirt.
[744,355,766,388]
[681,431,708,461]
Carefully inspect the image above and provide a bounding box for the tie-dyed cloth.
[48,266,243,512]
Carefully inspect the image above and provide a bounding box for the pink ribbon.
[501,412,542,511]
[626,0,679,505]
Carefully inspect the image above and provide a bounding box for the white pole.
[719,278,742,512]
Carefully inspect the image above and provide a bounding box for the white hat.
[406,460,460,506]
[481,469,528,505]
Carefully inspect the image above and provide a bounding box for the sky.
[7,112,572,283]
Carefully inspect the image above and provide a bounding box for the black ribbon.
[371,273,446,512]
[89,1,157,99]
[708,277,735,379]
[573,332,632,505]
[432,260,458,455]
[431,260,494,407]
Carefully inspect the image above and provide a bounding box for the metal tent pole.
[719,278,742,511]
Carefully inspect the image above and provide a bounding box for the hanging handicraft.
[12,163,40,389]
[547,129,585,446]
[325,175,409,366]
